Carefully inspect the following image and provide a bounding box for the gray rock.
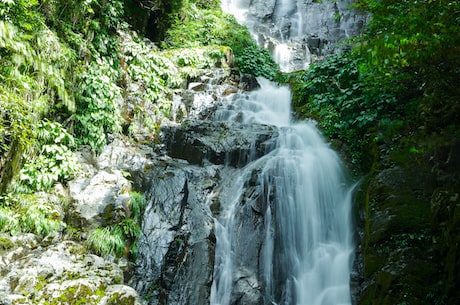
[130,159,219,305]
[68,170,131,229]
[0,240,145,305]
[225,0,368,71]
[160,120,277,167]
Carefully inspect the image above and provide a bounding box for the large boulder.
[68,170,131,230]
[130,158,218,305]
[160,120,277,167]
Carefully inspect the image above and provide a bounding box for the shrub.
[289,53,402,168]
[161,1,280,79]
[74,56,122,154]
[86,191,146,258]
[16,120,79,193]
[87,226,126,257]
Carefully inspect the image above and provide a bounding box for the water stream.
[210,79,354,305]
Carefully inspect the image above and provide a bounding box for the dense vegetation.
[0,0,458,303]
[0,0,278,258]
[290,0,459,172]
[286,1,459,304]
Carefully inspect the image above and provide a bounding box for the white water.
[210,79,354,305]
[221,0,311,71]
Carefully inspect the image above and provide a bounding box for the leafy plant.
[74,56,122,153]
[21,204,63,236]
[235,44,280,80]
[129,191,147,221]
[87,226,126,257]
[86,191,146,258]
[161,1,280,79]
[353,0,459,131]
[16,120,79,193]
[0,193,64,237]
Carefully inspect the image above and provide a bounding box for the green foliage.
[86,191,146,258]
[162,1,280,79]
[165,46,230,79]
[15,120,79,192]
[0,20,74,158]
[40,0,124,58]
[20,204,63,236]
[236,44,280,80]
[121,33,180,107]
[74,56,122,153]
[354,0,460,130]
[355,0,459,70]
[290,53,403,167]
[0,193,64,237]
[0,206,18,234]
[87,226,126,257]
[0,0,41,31]
[0,10,74,191]
[129,191,146,221]
[118,31,184,137]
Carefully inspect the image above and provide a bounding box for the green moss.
[0,236,14,250]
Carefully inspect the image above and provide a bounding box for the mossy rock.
[0,235,14,250]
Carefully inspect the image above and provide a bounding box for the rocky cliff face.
[222,0,367,71]
[128,70,279,305]
[353,137,460,305]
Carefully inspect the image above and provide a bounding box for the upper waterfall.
[221,0,367,72]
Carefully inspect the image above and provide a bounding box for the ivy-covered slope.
[0,0,278,290]
[0,0,279,194]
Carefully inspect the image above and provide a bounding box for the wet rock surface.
[160,120,277,167]
[129,159,218,305]
[225,0,368,71]
[354,138,460,305]
[128,72,278,305]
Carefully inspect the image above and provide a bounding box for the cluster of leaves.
[236,44,280,80]
[0,7,75,192]
[41,0,124,59]
[0,193,64,237]
[15,120,79,193]
[165,46,230,78]
[290,53,406,167]
[162,0,280,79]
[0,19,74,156]
[119,32,181,137]
[74,56,123,153]
[86,191,146,258]
[353,0,460,130]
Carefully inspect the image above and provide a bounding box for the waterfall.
[221,0,366,72]
[210,79,354,305]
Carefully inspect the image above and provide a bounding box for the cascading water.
[221,0,366,72]
[210,78,354,305]
[131,2,363,303]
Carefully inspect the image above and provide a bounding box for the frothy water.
[210,79,354,305]
[221,0,311,71]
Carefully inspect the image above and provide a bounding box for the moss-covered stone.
[357,136,460,305]
[0,235,14,251]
